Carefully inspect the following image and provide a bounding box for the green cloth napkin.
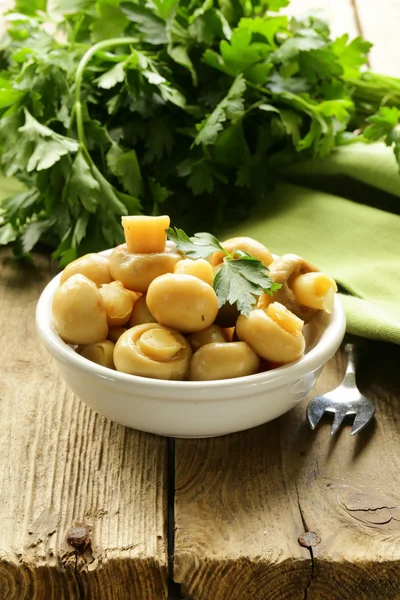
[223,143,400,345]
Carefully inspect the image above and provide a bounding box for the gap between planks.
[167,438,183,600]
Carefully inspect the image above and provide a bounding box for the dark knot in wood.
[298,531,321,548]
[67,526,90,549]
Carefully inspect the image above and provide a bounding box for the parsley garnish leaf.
[214,258,281,317]
[167,227,225,259]
[167,228,281,316]
[194,75,246,146]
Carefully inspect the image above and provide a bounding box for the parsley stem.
[75,100,86,149]
[73,37,137,151]
[67,105,76,138]
[245,80,272,97]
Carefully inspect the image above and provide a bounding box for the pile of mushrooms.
[52,215,337,381]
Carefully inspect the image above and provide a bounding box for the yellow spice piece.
[137,328,184,361]
[174,258,214,286]
[266,302,303,335]
[121,215,170,254]
[291,272,337,313]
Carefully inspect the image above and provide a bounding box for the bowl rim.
[36,250,346,393]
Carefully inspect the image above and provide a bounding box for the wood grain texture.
[0,250,168,600]
[355,0,400,76]
[174,341,400,599]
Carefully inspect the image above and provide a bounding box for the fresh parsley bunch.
[1,0,399,264]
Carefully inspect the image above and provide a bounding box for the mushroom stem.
[291,272,337,313]
[137,328,184,361]
[266,302,303,335]
[122,215,170,254]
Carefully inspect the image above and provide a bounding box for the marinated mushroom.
[258,254,320,322]
[189,342,260,381]
[77,340,115,369]
[114,323,192,380]
[146,273,219,333]
[128,295,157,327]
[211,236,273,267]
[236,302,305,364]
[291,272,338,313]
[109,244,182,292]
[99,281,139,326]
[174,258,214,286]
[187,324,226,352]
[52,214,337,382]
[53,274,108,345]
[60,253,113,287]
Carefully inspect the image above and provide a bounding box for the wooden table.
[1,2,400,599]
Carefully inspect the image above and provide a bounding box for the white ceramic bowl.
[36,251,346,438]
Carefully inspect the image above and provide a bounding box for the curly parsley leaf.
[237,16,287,45]
[168,45,198,85]
[271,34,325,63]
[15,0,47,14]
[0,223,18,245]
[298,48,343,81]
[97,62,126,90]
[364,107,400,168]
[194,74,246,145]
[121,3,168,45]
[364,106,400,141]
[106,144,143,197]
[22,218,55,253]
[142,115,175,164]
[220,27,270,73]
[330,34,372,79]
[91,4,130,42]
[66,151,100,213]
[267,0,290,10]
[148,177,172,212]
[1,109,78,175]
[187,160,215,194]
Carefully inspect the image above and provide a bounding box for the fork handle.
[344,343,356,379]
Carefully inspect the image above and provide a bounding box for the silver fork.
[307,343,375,436]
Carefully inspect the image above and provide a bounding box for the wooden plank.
[174,427,310,599]
[174,7,400,594]
[355,0,400,76]
[292,342,400,598]
[0,250,168,599]
[174,341,400,599]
